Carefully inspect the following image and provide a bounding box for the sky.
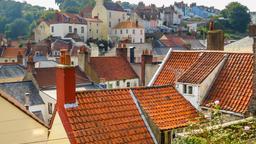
[15,0,256,11]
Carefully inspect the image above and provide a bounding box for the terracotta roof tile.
[34,66,91,89]
[160,35,187,48]
[65,89,154,143]
[90,57,138,81]
[178,52,225,84]
[132,85,199,130]
[2,48,26,58]
[153,52,200,85]
[202,53,253,114]
[114,20,143,29]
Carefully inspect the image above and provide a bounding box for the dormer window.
[183,84,193,95]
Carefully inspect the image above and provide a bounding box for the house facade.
[92,0,127,40]
[34,20,51,42]
[85,17,103,39]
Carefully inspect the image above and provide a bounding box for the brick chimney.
[27,55,35,73]
[116,43,128,60]
[78,46,90,72]
[56,49,77,109]
[17,51,23,65]
[207,20,224,51]
[141,49,153,86]
[249,24,256,116]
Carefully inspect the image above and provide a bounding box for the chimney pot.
[24,93,30,110]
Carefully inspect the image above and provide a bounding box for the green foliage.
[221,2,251,33]
[5,18,30,39]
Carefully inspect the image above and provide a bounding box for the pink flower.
[214,100,220,105]
[244,126,250,131]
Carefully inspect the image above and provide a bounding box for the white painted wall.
[50,23,88,42]
[112,28,145,43]
[103,78,139,89]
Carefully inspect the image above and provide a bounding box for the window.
[69,26,72,33]
[140,38,143,43]
[35,51,40,56]
[48,103,53,114]
[81,27,84,33]
[89,29,92,32]
[74,28,77,34]
[127,82,130,87]
[140,30,143,35]
[96,30,98,34]
[109,22,111,28]
[122,14,125,20]
[51,26,54,33]
[71,61,74,65]
[116,81,120,87]
[115,30,117,34]
[133,29,135,34]
[188,86,193,94]
[12,60,15,63]
[4,60,8,63]
[108,83,113,89]
[120,30,123,34]
[126,29,128,34]
[118,19,121,23]
[109,12,111,18]
[183,84,187,94]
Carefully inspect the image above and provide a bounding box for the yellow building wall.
[92,3,108,40]
[34,21,51,42]
[48,112,70,144]
[87,21,103,39]
[0,97,48,144]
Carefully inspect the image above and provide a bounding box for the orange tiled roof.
[64,89,154,143]
[160,35,187,48]
[132,85,199,130]
[2,48,26,58]
[153,52,200,85]
[90,56,139,81]
[202,53,253,114]
[113,20,143,29]
[178,52,225,84]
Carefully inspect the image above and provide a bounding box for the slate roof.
[0,81,44,106]
[64,89,154,143]
[202,53,253,114]
[153,51,201,85]
[103,2,125,12]
[178,52,225,84]
[90,56,139,81]
[0,64,25,79]
[132,85,199,130]
[34,66,91,89]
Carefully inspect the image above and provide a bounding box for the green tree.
[221,2,251,33]
[5,18,29,39]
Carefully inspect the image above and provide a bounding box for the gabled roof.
[153,51,201,85]
[34,66,91,89]
[103,2,125,12]
[132,85,199,130]
[90,56,139,81]
[0,81,44,106]
[63,89,154,143]
[0,90,48,128]
[159,35,187,49]
[178,52,225,84]
[202,53,253,114]
[113,20,143,29]
[51,12,87,25]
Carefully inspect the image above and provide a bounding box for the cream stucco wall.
[48,112,70,144]
[34,21,51,42]
[0,97,48,144]
[111,28,145,43]
[87,21,103,39]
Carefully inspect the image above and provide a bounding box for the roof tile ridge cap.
[176,52,203,83]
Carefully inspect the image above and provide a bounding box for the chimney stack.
[141,49,153,86]
[24,93,30,110]
[17,51,23,65]
[27,55,35,73]
[56,49,77,109]
[116,43,128,60]
[78,46,90,72]
[249,24,256,116]
[207,20,224,51]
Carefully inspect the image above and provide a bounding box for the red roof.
[160,35,187,48]
[2,48,26,58]
[64,89,154,143]
[132,85,199,130]
[178,52,225,84]
[153,51,200,85]
[202,53,253,114]
[34,66,90,89]
[90,57,139,81]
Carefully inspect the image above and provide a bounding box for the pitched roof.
[113,20,143,29]
[178,52,225,84]
[34,66,91,89]
[153,51,200,86]
[52,13,87,25]
[224,36,253,53]
[132,85,199,130]
[64,89,154,143]
[1,47,26,58]
[160,35,187,49]
[0,81,44,106]
[0,90,48,128]
[90,56,139,81]
[103,2,125,12]
[0,64,25,79]
[202,53,253,114]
